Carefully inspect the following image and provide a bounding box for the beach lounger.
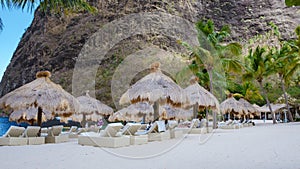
[167,120,183,139]
[40,127,48,136]
[176,119,212,134]
[86,126,101,133]
[24,126,45,145]
[63,126,79,138]
[45,125,69,143]
[177,119,201,134]
[136,121,170,142]
[78,123,130,148]
[219,120,242,129]
[121,123,147,145]
[0,126,27,146]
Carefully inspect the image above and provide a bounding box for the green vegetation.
[285,0,300,7]
[0,0,97,31]
[182,19,300,123]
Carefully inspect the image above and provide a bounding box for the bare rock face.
[0,0,299,108]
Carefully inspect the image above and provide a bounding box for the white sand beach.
[1,122,300,169]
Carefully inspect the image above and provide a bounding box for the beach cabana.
[109,102,154,122]
[119,62,188,120]
[0,71,80,127]
[220,94,244,120]
[184,76,219,128]
[72,91,113,126]
[256,104,287,121]
[256,104,286,113]
[160,105,193,121]
[238,98,259,119]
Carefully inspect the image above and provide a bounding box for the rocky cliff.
[1,0,299,108]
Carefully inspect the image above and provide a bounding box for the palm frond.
[0,18,3,32]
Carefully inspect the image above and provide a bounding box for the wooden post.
[81,114,87,128]
[153,101,159,121]
[213,110,217,129]
[206,108,209,133]
[37,107,43,136]
[193,103,199,119]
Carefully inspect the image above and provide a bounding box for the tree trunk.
[206,108,209,133]
[193,103,199,119]
[153,101,159,121]
[280,76,294,122]
[81,114,86,128]
[258,81,276,124]
[207,69,217,129]
[37,107,43,136]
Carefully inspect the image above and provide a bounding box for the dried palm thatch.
[220,95,244,115]
[119,62,187,107]
[71,92,114,122]
[256,104,286,113]
[238,98,259,116]
[0,71,80,124]
[184,76,219,111]
[160,105,193,121]
[109,102,154,122]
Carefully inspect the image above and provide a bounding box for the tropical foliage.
[0,0,96,31]
[180,19,243,96]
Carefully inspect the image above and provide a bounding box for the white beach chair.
[179,119,202,134]
[62,126,79,138]
[121,123,147,145]
[0,126,27,146]
[167,120,183,139]
[78,123,130,148]
[45,125,69,143]
[24,126,45,145]
[136,121,170,142]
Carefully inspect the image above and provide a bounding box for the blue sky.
[0,7,36,81]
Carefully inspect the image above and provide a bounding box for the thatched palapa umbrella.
[0,71,80,127]
[160,105,193,121]
[119,62,187,120]
[220,94,244,120]
[238,98,259,116]
[184,76,219,118]
[109,102,154,122]
[72,91,113,126]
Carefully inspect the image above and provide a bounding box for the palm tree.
[181,19,243,128]
[227,81,264,104]
[269,41,299,122]
[0,0,96,31]
[243,46,277,124]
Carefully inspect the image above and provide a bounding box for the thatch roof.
[184,76,219,111]
[71,92,113,122]
[256,104,286,113]
[109,102,154,122]
[238,98,259,116]
[77,92,113,116]
[160,105,193,121]
[119,62,187,107]
[220,95,244,115]
[0,71,80,123]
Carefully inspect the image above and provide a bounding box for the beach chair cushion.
[0,126,27,146]
[156,121,166,132]
[99,123,123,137]
[135,122,158,135]
[190,119,200,128]
[25,126,40,137]
[45,125,68,143]
[48,125,63,136]
[121,123,142,136]
[3,126,25,137]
